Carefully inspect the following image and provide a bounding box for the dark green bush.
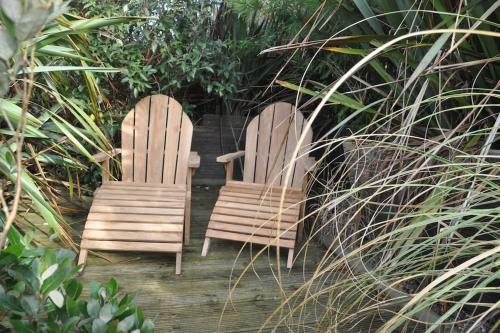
[79,0,239,102]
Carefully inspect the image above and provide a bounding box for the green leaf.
[117,314,136,332]
[0,26,16,60]
[48,289,64,308]
[107,278,118,296]
[0,60,9,97]
[36,45,95,62]
[69,16,147,31]
[141,319,154,333]
[401,32,451,95]
[62,316,80,333]
[40,263,58,283]
[320,46,370,55]
[20,296,39,316]
[22,65,123,74]
[50,117,95,161]
[367,58,396,86]
[0,0,22,22]
[40,267,68,294]
[0,98,42,127]
[89,281,101,298]
[91,318,107,333]
[99,304,115,323]
[13,281,25,294]
[135,308,144,325]
[10,320,36,333]
[353,0,384,34]
[65,279,83,300]
[276,80,375,113]
[87,299,100,318]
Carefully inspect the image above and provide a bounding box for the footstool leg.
[175,252,182,275]
[78,249,88,274]
[287,248,294,269]
[201,237,211,256]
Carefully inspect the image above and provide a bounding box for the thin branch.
[0,46,37,248]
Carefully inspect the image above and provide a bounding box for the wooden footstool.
[79,182,186,274]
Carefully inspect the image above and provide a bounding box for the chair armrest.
[92,148,121,163]
[216,151,245,163]
[189,151,200,169]
[217,151,244,182]
[304,156,316,173]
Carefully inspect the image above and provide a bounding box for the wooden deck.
[77,185,324,332]
[20,185,403,332]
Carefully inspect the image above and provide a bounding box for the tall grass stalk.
[222,3,499,332]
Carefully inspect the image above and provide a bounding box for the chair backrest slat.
[289,113,312,188]
[254,106,274,183]
[121,109,135,182]
[243,118,258,183]
[146,96,169,183]
[175,114,193,184]
[161,99,183,183]
[243,102,312,189]
[132,97,151,182]
[121,95,192,185]
[266,103,295,185]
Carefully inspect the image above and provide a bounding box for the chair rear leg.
[184,192,191,245]
[176,252,182,275]
[297,199,306,243]
[201,237,211,256]
[287,248,294,269]
[297,221,304,244]
[77,249,88,273]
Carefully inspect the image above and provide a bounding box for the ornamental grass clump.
[228,1,499,332]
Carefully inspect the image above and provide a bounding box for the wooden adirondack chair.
[201,102,314,268]
[78,95,200,275]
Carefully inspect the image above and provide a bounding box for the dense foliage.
[78,0,239,108]
[249,1,500,332]
[1,1,152,331]
[73,0,346,115]
[0,230,153,332]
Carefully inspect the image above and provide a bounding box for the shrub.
[0,231,153,333]
[79,0,239,102]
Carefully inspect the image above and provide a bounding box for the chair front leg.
[77,248,88,274]
[297,173,310,244]
[287,248,294,269]
[184,168,194,245]
[224,160,234,182]
[297,197,306,244]
[102,158,110,184]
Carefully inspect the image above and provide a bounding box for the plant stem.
[0,46,36,248]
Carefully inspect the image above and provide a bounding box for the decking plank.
[81,240,182,252]
[87,212,184,223]
[85,221,183,232]
[90,206,184,215]
[206,229,295,248]
[211,207,297,222]
[209,213,297,230]
[82,230,182,242]
[207,221,296,239]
